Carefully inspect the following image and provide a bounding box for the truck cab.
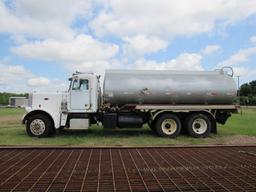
[68,72,100,113]
[22,72,100,137]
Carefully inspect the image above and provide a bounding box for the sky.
[0,0,256,93]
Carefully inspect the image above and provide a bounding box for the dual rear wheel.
[153,113,213,138]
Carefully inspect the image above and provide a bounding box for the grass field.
[0,107,255,146]
[0,107,25,116]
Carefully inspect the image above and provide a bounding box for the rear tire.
[186,113,211,138]
[26,114,53,137]
[155,114,181,138]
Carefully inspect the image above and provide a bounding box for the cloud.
[202,45,221,56]
[250,35,256,44]
[12,34,119,73]
[233,67,250,77]
[218,47,256,67]
[91,0,256,40]
[12,35,118,62]
[0,62,31,82]
[0,62,32,92]
[0,0,91,40]
[27,77,50,87]
[0,61,66,92]
[133,53,203,70]
[232,67,256,84]
[216,41,256,82]
[123,35,168,56]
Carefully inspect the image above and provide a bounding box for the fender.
[22,109,60,129]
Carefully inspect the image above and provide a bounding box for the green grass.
[0,107,25,116]
[218,108,256,136]
[0,108,255,146]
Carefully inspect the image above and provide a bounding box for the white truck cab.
[68,72,100,113]
[22,72,100,137]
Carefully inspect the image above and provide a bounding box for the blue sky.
[0,0,256,93]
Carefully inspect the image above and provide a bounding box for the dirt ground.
[0,115,21,128]
[0,115,20,122]
[223,135,256,145]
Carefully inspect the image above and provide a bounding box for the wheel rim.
[192,118,207,134]
[161,119,177,135]
[30,119,46,136]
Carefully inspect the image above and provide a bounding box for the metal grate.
[0,146,255,191]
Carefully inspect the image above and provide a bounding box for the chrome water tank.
[103,69,237,107]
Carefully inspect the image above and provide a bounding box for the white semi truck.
[22,68,238,138]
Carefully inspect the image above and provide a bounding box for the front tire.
[186,113,211,138]
[26,114,53,137]
[155,114,181,138]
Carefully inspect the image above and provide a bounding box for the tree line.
[239,80,256,105]
[0,92,28,105]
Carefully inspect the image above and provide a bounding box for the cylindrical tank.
[103,69,237,107]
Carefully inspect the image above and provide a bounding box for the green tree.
[249,80,256,95]
[240,83,252,96]
[239,80,256,106]
[0,92,28,105]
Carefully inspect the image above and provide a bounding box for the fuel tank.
[103,69,237,107]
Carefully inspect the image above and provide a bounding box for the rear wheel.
[186,113,211,138]
[26,114,53,137]
[155,114,181,138]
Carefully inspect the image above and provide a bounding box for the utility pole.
[237,76,240,90]
[236,76,241,108]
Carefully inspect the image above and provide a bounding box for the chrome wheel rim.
[30,119,46,136]
[192,118,207,134]
[161,119,177,135]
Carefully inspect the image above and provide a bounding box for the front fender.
[21,109,60,129]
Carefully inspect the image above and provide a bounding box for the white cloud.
[202,45,221,55]
[27,77,50,87]
[0,61,66,92]
[91,0,256,39]
[123,35,167,56]
[218,47,256,67]
[0,0,91,40]
[12,35,118,62]
[216,42,256,82]
[133,53,203,70]
[12,34,119,74]
[0,62,32,92]
[232,67,256,84]
[250,36,256,44]
[0,62,31,84]
[233,67,250,77]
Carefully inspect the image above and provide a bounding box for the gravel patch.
[223,135,256,145]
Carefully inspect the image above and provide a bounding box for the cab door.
[70,78,91,110]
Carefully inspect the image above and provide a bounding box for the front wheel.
[26,114,53,137]
[186,113,212,138]
[155,114,181,138]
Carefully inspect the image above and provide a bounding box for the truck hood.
[26,92,68,112]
